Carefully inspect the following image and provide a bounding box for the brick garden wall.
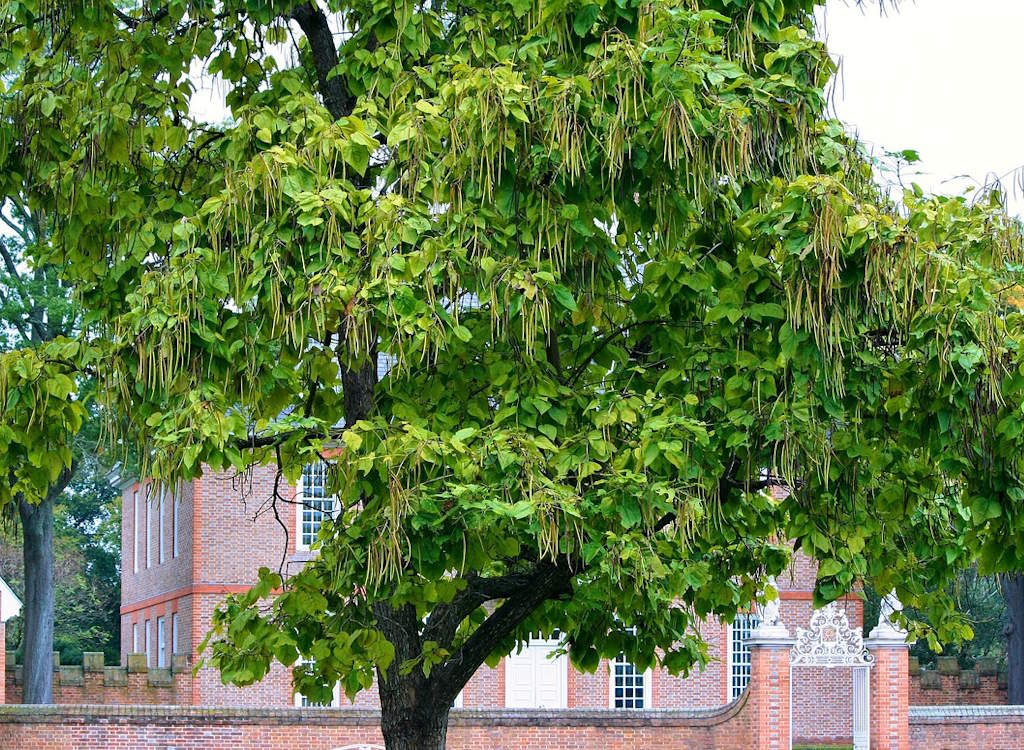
[0,700,756,750]
[909,706,1024,750]
[5,651,191,706]
[909,655,1007,706]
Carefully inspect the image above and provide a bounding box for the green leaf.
[552,285,577,311]
[573,4,599,36]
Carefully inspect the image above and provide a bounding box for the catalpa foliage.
[2,0,1023,741]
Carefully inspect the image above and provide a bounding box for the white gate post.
[852,665,870,750]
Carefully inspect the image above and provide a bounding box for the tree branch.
[290,2,352,120]
[429,559,574,710]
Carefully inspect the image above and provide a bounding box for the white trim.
[0,576,21,622]
[145,619,152,667]
[503,633,569,708]
[727,612,760,700]
[158,487,166,565]
[145,486,152,569]
[132,622,139,653]
[132,490,140,574]
[608,657,653,709]
[171,612,179,654]
[296,461,336,552]
[157,616,167,668]
[172,486,180,558]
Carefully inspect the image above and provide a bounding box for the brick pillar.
[747,621,794,750]
[866,595,910,750]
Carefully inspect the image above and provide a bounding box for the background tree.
[3,1,1024,748]
[0,455,121,666]
[0,201,100,701]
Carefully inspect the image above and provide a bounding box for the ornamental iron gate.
[790,602,872,750]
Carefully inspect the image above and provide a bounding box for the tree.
[3,1,1024,748]
[1004,574,1024,702]
[0,199,88,702]
[0,455,122,666]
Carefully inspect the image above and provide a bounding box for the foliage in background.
[863,570,1008,670]
[0,455,121,665]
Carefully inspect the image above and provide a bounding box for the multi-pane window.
[610,627,648,709]
[611,655,647,708]
[171,613,179,655]
[172,487,180,558]
[132,490,140,574]
[729,612,761,699]
[145,619,152,667]
[145,486,153,569]
[132,622,139,653]
[298,461,335,550]
[158,488,166,564]
[157,616,167,668]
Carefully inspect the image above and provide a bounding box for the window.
[298,461,336,550]
[157,616,167,668]
[146,486,153,569]
[172,613,179,655]
[172,486,180,558]
[132,622,139,653]
[729,612,760,699]
[132,490,140,574]
[293,659,341,707]
[158,488,166,565]
[145,619,152,667]
[610,626,650,709]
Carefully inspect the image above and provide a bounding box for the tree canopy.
[3,0,1024,745]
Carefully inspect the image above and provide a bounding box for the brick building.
[117,464,860,744]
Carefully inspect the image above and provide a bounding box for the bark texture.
[18,492,55,704]
[1004,572,1024,704]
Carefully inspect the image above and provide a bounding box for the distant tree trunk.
[18,491,55,704]
[1004,573,1024,704]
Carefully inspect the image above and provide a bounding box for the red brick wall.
[909,707,1024,750]
[6,652,191,705]
[909,657,1007,706]
[0,700,758,750]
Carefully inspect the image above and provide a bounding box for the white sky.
[819,0,1024,215]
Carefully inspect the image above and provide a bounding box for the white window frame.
[609,626,652,709]
[296,461,337,551]
[293,659,341,707]
[145,486,153,569]
[171,612,179,655]
[132,490,140,574]
[727,612,761,700]
[158,487,166,565]
[157,616,167,668]
[132,622,139,653]
[145,619,152,667]
[172,486,180,558]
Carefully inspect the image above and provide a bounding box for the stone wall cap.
[910,705,1024,720]
[0,699,750,729]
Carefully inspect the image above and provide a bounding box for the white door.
[505,634,568,708]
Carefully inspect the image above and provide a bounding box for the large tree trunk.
[1005,572,1024,704]
[18,492,55,704]
[378,682,450,750]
